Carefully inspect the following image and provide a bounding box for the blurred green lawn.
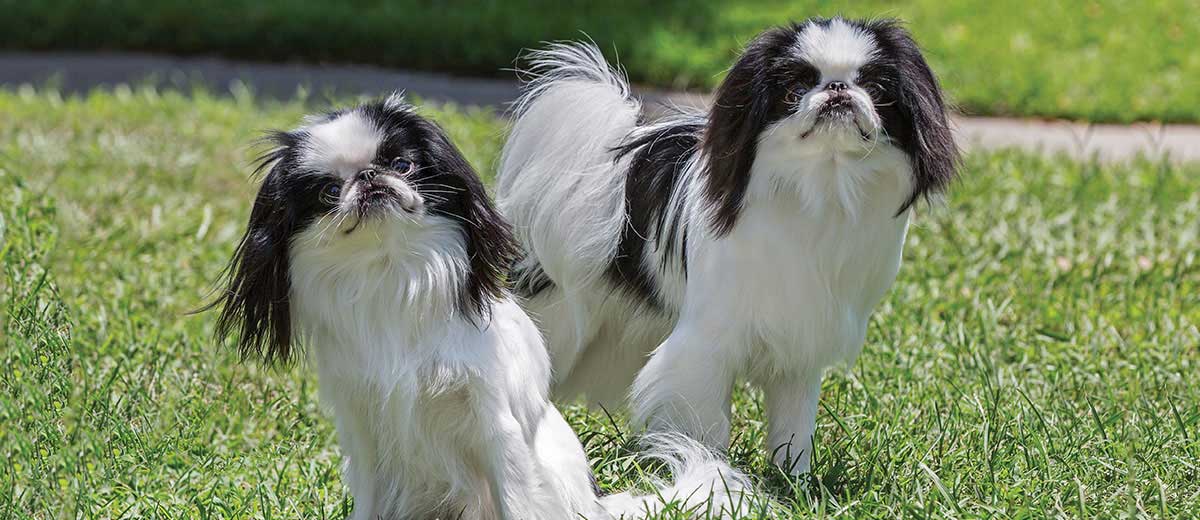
[3,0,1198,123]
[2,88,1198,518]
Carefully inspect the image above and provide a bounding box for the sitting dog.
[212,94,757,519]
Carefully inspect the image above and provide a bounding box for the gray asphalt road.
[0,51,522,107]
[3,52,1196,163]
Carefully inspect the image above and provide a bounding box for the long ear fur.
[419,121,519,321]
[701,26,799,236]
[867,19,960,213]
[208,136,300,364]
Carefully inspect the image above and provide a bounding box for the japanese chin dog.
[498,17,958,476]
[210,94,759,520]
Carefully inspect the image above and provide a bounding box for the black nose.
[825,81,849,92]
[356,168,377,182]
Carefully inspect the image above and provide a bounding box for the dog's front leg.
[762,371,823,476]
[630,317,743,449]
[331,400,379,520]
[481,407,543,520]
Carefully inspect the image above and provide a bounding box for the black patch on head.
[702,17,958,233]
[210,96,518,364]
[208,130,342,364]
[348,98,520,321]
[605,115,703,309]
[393,115,520,320]
[702,24,808,235]
[859,19,960,212]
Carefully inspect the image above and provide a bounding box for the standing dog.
[211,95,755,519]
[498,17,958,475]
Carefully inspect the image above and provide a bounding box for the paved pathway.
[653,91,1200,163]
[2,52,1196,162]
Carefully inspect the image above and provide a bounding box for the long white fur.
[285,108,759,519]
[498,22,913,476]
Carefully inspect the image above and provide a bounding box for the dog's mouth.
[354,184,401,213]
[359,185,398,204]
[818,96,855,118]
[801,97,872,142]
[341,182,422,234]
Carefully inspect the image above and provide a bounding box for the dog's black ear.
[210,136,300,364]
[419,122,519,321]
[868,20,960,213]
[702,26,798,236]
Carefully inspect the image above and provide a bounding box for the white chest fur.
[683,138,913,372]
[286,219,552,518]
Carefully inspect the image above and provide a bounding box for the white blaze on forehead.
[794,19,878,81]
[300,110,383,177]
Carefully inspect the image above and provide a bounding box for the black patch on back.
[605,116,703,309]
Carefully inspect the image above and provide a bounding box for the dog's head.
[703,17,959,232]
[212,94,516,363]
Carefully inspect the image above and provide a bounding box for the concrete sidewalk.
[654,91,1200,163]
[2,51,1196,163]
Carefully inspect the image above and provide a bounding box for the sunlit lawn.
[2,88,1197,518]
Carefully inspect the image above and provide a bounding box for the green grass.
[3,1,1199,123]
[2,88,1198,519]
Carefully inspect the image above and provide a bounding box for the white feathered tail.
[497,42,640,289]
[597,434,766,519]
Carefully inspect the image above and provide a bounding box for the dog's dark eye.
[785,86,809,105]
[856,65,893,103]
[786,66,820,104]
[796,67,820,88]
[323,183,341,199]
[389,157,413,172]
[863,81,885,98]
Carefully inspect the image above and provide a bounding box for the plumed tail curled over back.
[498,40,640,198]
[598,434,771,519]
[497,42,644,288]
[507,41,633,121]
